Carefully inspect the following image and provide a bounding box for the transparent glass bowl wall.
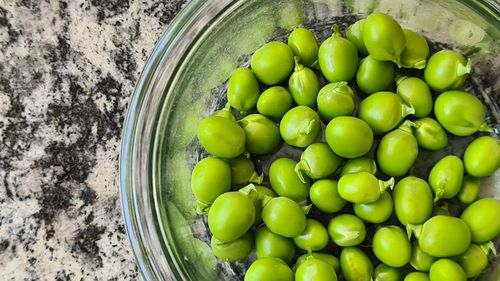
[120,0,500,280]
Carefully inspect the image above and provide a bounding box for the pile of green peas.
[192,12,500,281]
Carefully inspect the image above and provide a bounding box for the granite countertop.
[0,0,186,279]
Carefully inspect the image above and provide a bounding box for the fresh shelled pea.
[373,226,412,267]
[341,157,377,175]
[393,176,433,226]
[374,263,402,281]
[456,175,480,204]
[238,114,281,155]
[211,232,253,261]
[463,136,500,177]
[400,29,430,69]
[318,25,359,82]
[346,19,368,55]
[413,118,448,151]
[340,247,374,281]
[338,172,394,203]
[294,219,329,251]
[295,258,338,281]
[353,191,393,223]
[424,50,471,92]
[452,243,494,278]
[294,253,340,273]
[212,104,236,121]
[224,155,262,186]
[434,90,490,136]
[460,198,500,243]
[408,215,471,257]
[428,155,464,202]
[289,57,320,108]
[309,179,347,213]
[256,86,293,119]
[358,91,415,134]
[410,240,437,271]
[295,142,343,182]
[288,27,319,67]
[269,158,310,202]
[404,272,430,281]
[244,257,294,281]
[396,77,432,117]
[255,225,295,264]
[428,259,466,281]
[356,55,394,94]
[197,115,246,158]
[328,214,366,247]
[252,185,276,225]
[208,191,255,242]
[317,82,356,121]
[251,41,295,85]
[280,105,321,148]
[361,12,406,64]
[227,68,260,115]
[377,121,419,177]
[325,116,374,158]
[261,197,307,238]
[191,157,231,211]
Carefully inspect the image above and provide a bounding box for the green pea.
[295,258,338,281]
[244,257,294,281]
[428,155,464,202]
[309,179,347,213]
[374,263,402,281]
[328,214,366,247]
[224,155,262,186]
[211,231,253,261]
[346,19,368,55]
[191,157,231,211]
[461,198,500,243]
[280,106,321,148]
[452,243,492,278]
[413,118,448,151]
[338,172,394,203]
[269,158,310,202]
[227,68,260,115]
[410,240,437,272]
[456,176,480,204]
[255,225,295,264]
[377,121,419,177]
[362,12,406,64]
[295,143,343,182]
[251,41,294,85]
[463,136,500,177]
[341,157,377,176]
[400,30,429,69]
[318,25,359,82]
[197,115,246,158]
[408,215,471,257]
[294,219,329,251]
[356,55,394,94]
[325,116,374,158]
[393,176,433,226]
[256,86,293,119]
[252,185,277,225]
[317,82,356,122]
[373,226,412,267]
[289,58,320,108]
[404,272,430,281]
[358,91,414,134]
[340,247,374,281]
[353,191,393,224]
[208,191,255,242]
[429,259,466,281]
[396,77,432,117]
[295,253,340,273]
[434,90,490,136]
[238,114,281,155]
[424,50,471,92]
[288,27,319,67]
[262,197,307,238]
[212,105,236,121]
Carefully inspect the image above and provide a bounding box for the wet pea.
[224,155,262,186]
[256,86,293,119]
[413,118,448,151]
[251,41,295,85]
[338,172,394,203]
[238,114,281,155]
[211,232,253,261]
[280,106,321,148]
[227,68,260,115]
[356,55,394,94]
[362,12,406,64]
[393,176,433,226]
[294,219,329,251]
[197,115,246,158]
[424,50,471,92]
[456,175,480,204]
[400,30,429,69]
[325,116,374,158]
[289,57,320,108]
[328,214,366,247]
[255,225,295,264]
[269,158,310,202]
[295,253,340,273]
[295,142,343,182]
[374,263,402,281]
[262,197,307,238]
[245,257,294,281]
[346,19,368,55]
[429,259,466,281]
[340,247,374,281]
[452,243,492,278]
[191,157,231,211]
[373,225,412,267]
[410,240,437,272]
[295,258,338,281]
[463,136,500,177]
[354,191,393,224]
[288,27,319,67]
[428,155,464,202]
[396,77,432,117]
[309,179,347,213]
[341,157,377,176]
[461,198,500,243]
[317,82,356,122]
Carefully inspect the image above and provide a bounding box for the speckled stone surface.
[0,0,186,279]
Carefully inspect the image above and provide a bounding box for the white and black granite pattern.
[0,0,186,279]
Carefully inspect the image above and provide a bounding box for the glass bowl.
[120,0,500,280]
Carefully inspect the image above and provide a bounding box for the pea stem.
[248,171,264,185]
[294,160,310,184]
[196,200,211,215]
[478,122,493,133]
[293,56,303,72]
[299,118,317,136]
[331,24,341,38]
[456,59,472,77]
[398,120,417,135]
[413,59,427,70]
[401,103,415,118]
[238,183,257,197]
[379,177,395,193]
[406,223,423,240]
[479,241,497,257]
